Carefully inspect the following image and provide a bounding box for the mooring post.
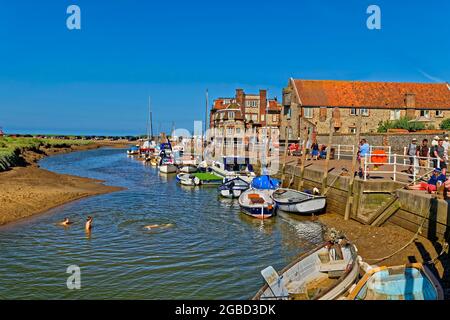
[344,114,362,221]
[322,116,334,194]
[280,127,289,186]
[298,125,309,191]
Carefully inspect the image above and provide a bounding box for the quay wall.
[278,165,450,242]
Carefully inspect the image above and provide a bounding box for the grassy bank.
[0,137,91,171]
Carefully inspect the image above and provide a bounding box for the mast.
[203,89,208,161]
[147,96,151,141]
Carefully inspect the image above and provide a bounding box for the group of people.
[59,216,93,231]
[406,135,449,175]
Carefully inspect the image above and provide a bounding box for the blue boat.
[238,175,280,219]
[347,263,444,300]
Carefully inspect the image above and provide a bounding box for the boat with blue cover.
[347,263,444,300]
[238,175,280,219]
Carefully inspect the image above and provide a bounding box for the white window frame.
[420,110,430,118]
[390,109,401,120]
[360,108,369,116]
[303,107,313,119]
[350,108,358,116]
[436,110,444,117]
[228,111,235,120]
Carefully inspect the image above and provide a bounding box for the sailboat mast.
[147,96,151,141]
[203,89,208,161]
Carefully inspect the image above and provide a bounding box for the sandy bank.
[0,141,127,226]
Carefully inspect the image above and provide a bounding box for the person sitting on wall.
[406,168,447,193]
[319,145,327,159]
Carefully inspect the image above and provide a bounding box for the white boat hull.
[180,166,197,173]
[159,164,177,173]
[219,189,244,199]
[277,197,327,214]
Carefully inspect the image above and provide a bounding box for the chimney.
[259,89,267,126]
[236,89,245,116]
[405,93,416,118]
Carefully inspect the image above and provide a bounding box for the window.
[350,108,357,116]
[228,111,235,119]
[246,100,259,107]
[284,106,292,120]
[236,128,241,134]
[227,127,233,135]
[360,108,369,116]
[251,114,258,121]
[272,114,277,122]
[436,110,444,117]
[303,107,313,118]
[349,128,356,134]
[261,114,265,122]
[420,110,430,118]
[245,114,251,121]
[390,109,401,120]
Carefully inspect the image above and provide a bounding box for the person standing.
[416,139,430,170]
[359,139,370,177]
[430,136,440,169]
[407,138,418,175]
[311,140,320,160]
[434,139,447,175]
[443,136,449,162]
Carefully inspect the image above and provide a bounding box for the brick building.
[209,89,281,144]
[281,78,450,140]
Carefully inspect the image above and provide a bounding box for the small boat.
[218,177,250,198]
[191,172,223,186]
[150,157,159,167]
[347,263,444,300]
[238,189,276,219]
[272,188,326,215]
[253,240,360,300]
[127,146,140,155]
[159,157,177,174]
[176,173,197,186]
[179,165,198,173]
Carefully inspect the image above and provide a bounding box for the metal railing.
[363,153,436,182]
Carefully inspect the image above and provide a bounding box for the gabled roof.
[292,79,450,109]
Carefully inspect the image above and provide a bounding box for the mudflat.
[0,141,127,226]
[0,166,123,226]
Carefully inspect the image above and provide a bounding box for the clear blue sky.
[0,0,449,135]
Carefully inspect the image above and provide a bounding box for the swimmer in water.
[144,223,174,230]
[59,217,73,226]
[85,216,93,231]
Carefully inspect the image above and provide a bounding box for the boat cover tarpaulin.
[251,175,280,190]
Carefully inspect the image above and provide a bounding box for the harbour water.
[0,148,324,299]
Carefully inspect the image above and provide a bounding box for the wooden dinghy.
[253,241,360,300]
[347,263,444,300]
[272,188,326,215]
[238,188,276,219]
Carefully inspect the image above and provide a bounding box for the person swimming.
[85,216,93,231]
[144,223,174,230]
[59,217,73,226]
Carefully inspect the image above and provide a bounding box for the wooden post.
[344,115,362,221]
[280,127,289,186]
[321,116,334,194]
[298,125,309,190]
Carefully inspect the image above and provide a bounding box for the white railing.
[363,153,436,182]
[331,144,355,160]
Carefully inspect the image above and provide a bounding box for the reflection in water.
[0,148,324,299]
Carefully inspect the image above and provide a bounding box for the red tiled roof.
[268,100,281,112]
[293,79,450,109]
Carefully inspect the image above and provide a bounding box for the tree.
[440,118,450,130]
[377,116,425,133]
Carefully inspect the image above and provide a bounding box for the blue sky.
[0,0,449,135]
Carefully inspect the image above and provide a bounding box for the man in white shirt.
[443,136,449,161]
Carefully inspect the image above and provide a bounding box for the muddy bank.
[0,142,127,226]
[318,213,450,297]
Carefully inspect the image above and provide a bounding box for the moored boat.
[179,165,198,173]
[272,188,326,215]
[218,177,250,198]
[159,157,177,173]
[347,263,444,300]
[253,240,360,300]
[238,188,275,219]
[176,173,196,186]
[127,146,140,155]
